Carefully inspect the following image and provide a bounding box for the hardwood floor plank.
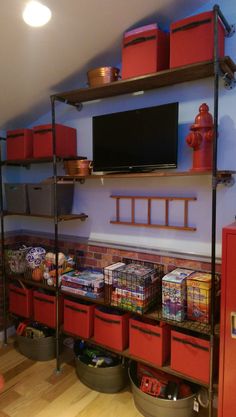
[46,362,75,385]
[0,411,11,417]
[76,390,143,417]
[0,342,216,417]
[13,363,53,396]
[34,381,99,417]
[3,359,35,383]
[0,390,21,410]
[43,371,78,402]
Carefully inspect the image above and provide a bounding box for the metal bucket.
[16,334,56,361]
[75,356,128,393]
[129,362,197,417]
[87,66,120,87]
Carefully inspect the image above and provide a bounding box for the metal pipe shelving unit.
[0,4,235,416]
[50,5,235,415]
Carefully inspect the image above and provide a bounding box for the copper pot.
[87,66,120,87]
[64,160,92,176]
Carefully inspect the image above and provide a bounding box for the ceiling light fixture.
[23,1,52,27]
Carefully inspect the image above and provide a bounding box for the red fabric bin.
[170,330,210,383]
[129,318,170,366]
[9,284,33,318]
[7,129,33,160]
[64,299,95,338]
[94,307,129,351]
[33,124,77,158]
[33,291,63,328]
[122,23,169,79]
[170,11,225,68]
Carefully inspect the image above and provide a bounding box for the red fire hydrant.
[186,103,214,171]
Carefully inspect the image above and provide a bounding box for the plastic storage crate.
[170,330,211,384]
[122,23,169,79]
[28,183,74,216]
[9,284,33,318]
[33,124,77,158]
[64,298,95,338]
[129,317,171,366]
[6,128,33,160]
[33,291,63,328]
[94,306,130,351]
[5,184,29,214]
[170,11,225,68]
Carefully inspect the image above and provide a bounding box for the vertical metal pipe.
[0,138,7,345]
[51,97,60,373]
[209,4,220,417]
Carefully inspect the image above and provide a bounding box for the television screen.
[92,102,179,172]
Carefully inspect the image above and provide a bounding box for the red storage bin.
[7,129,33,160]
[94,307,129,351]
[170,330,210,383]
[9,284,33,318]
[129,318,170,366]
[170,11,225,68]
[122,23,169,79]
[33,124,77,158]
[33,291,63,328]
[64,299,95,338]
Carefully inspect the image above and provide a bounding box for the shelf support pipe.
[0,137,7,345]
[50,96,60,373]
[209,4,221,417]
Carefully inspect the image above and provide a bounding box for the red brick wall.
[0,233,221,330]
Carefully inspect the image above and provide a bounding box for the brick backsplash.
[0,232,221,330]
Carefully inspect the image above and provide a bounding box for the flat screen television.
[92,102,179,172]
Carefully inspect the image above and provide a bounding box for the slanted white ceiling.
[0,0,209,130]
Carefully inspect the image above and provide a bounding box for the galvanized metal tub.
[16,334,56,361]
[129,362,197,417]
[75,356,128,393]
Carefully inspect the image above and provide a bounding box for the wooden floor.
[0,339,214,417]
[0,338,142,417]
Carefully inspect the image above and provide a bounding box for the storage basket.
[5,245,31,274]
[5,184,29,214]
[87,66,120,87]
[16,334,56,361]
[129,362,197,417]
[28,183,74,216]
[110,261,162,314]
[75,356,128,393]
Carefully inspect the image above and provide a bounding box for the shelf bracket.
[222,73,236,90]
[226,23,236,37]
[75,103,83,111]
[216,173,235,187]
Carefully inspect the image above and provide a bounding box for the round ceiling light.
[23,1,52,27]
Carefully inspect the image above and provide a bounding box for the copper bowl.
[64,160,92,176]
[87,66,120,87]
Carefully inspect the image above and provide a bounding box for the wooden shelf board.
[2,156,87,166]
[62,328,210,387]
[57,170,235,182]
[9,275,57,292]
[110,221,196,232]
[4,212,88,222]
[61,290,105,305]
[52,57,236,105]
